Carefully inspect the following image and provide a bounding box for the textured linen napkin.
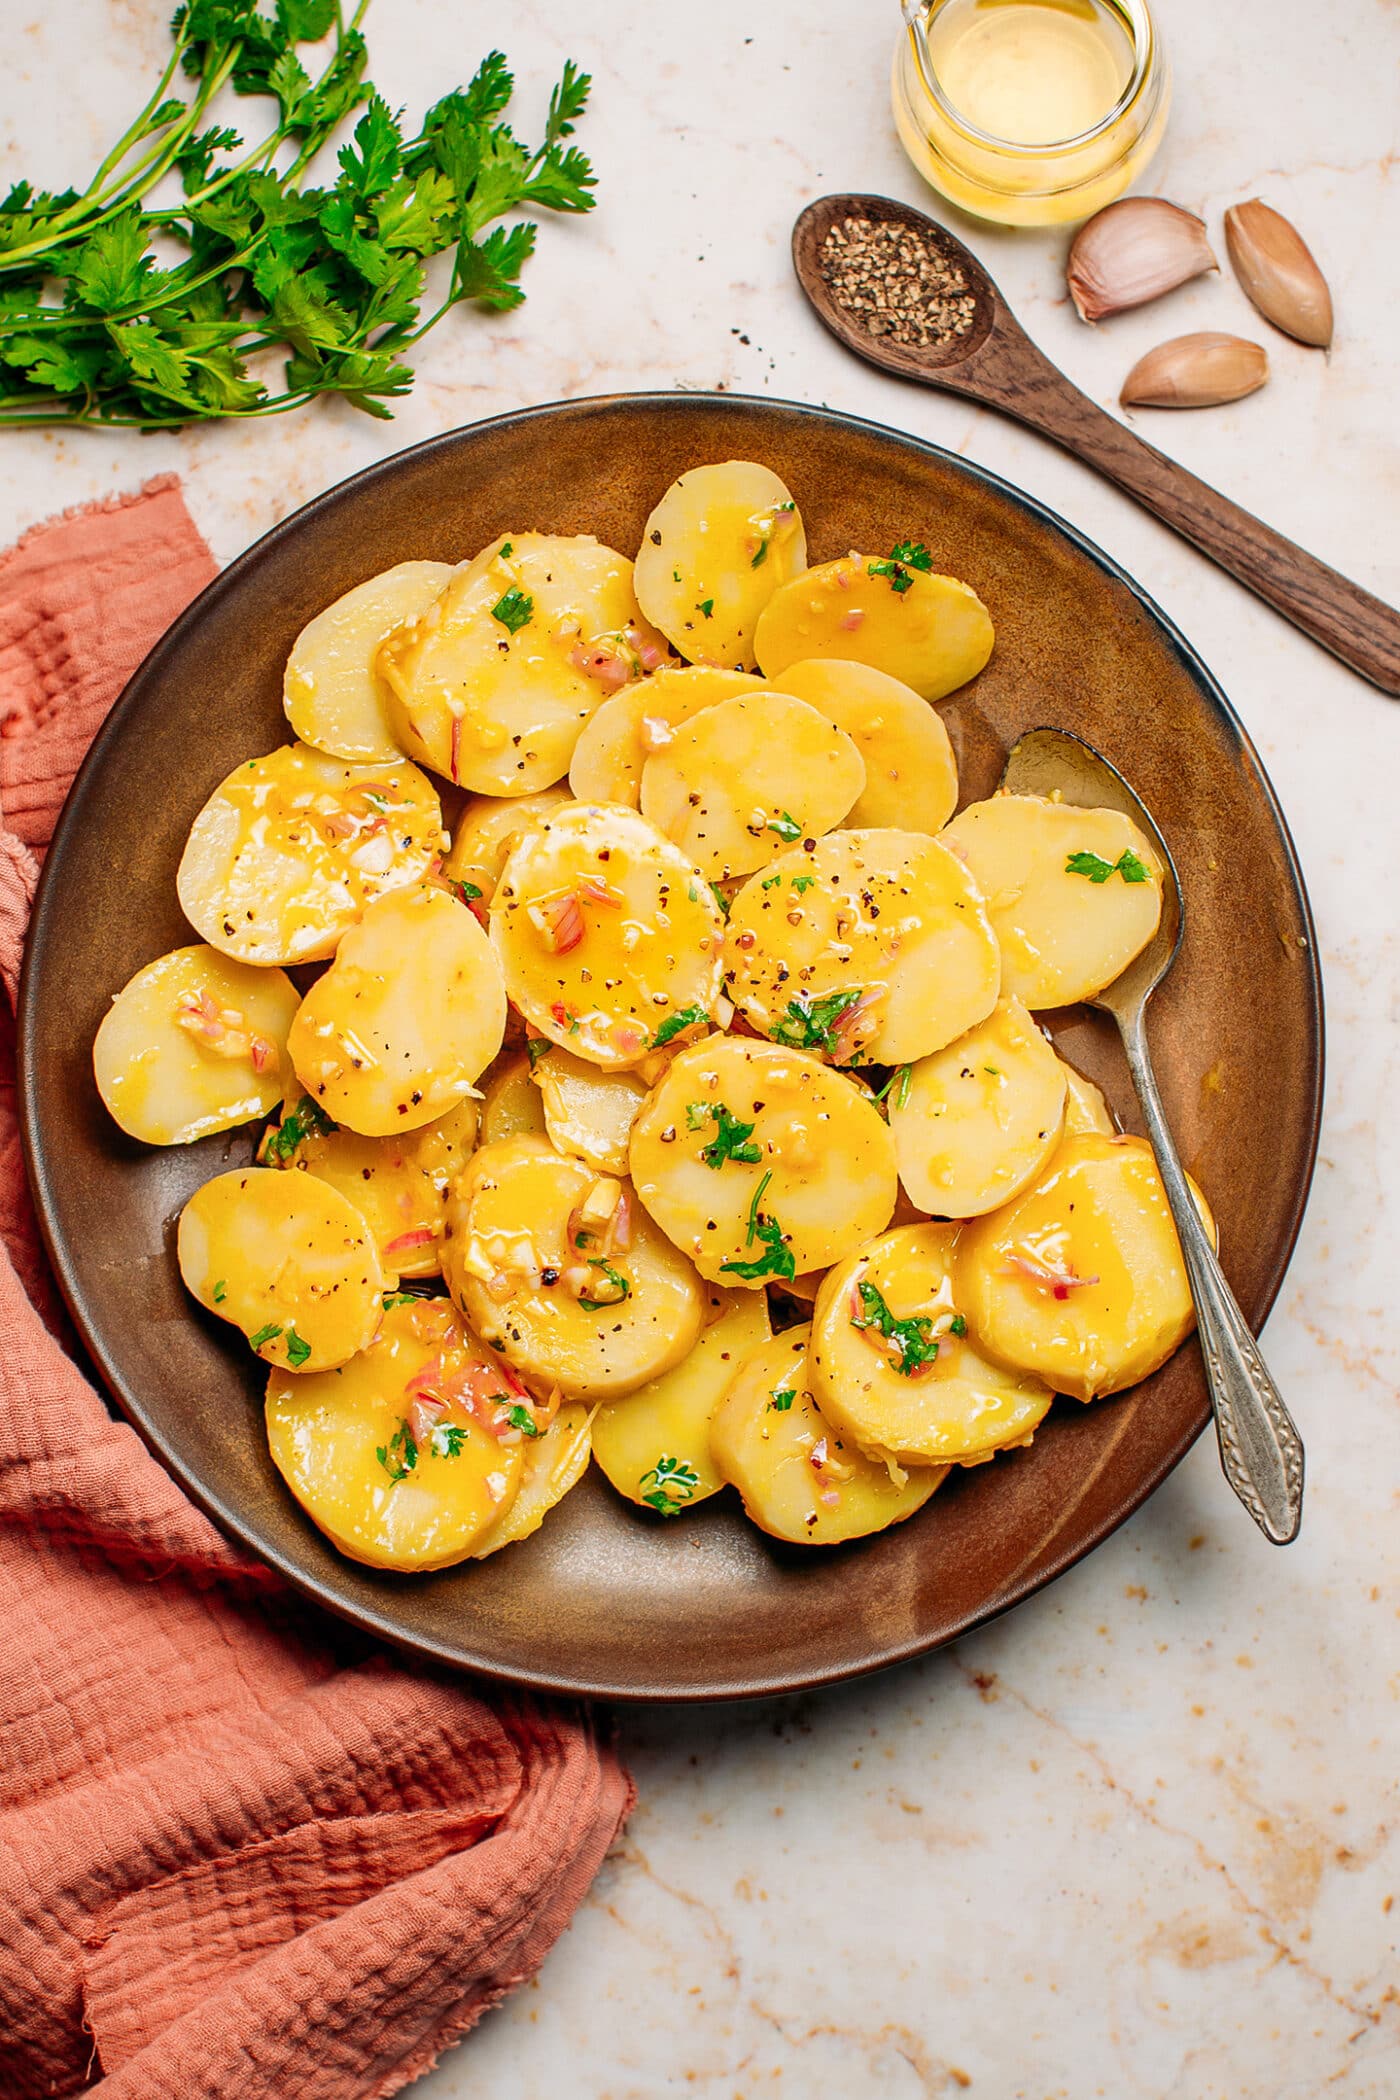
[0,478,631,2100]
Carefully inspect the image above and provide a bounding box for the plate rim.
[17,390,1325,1701]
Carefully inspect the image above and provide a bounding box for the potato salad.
[93,458,1210,1570]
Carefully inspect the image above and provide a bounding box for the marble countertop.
[3,0,1398,2092]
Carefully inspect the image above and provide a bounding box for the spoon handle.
[978,360,1400,697]
[1115,1007,1305,1544]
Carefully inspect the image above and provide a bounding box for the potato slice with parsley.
[94,945,299,1147]
[942,793,1163,1009]
[632,462,807,670]
[490,800,725,1069]
[953,1132,1213,1402]
[265,1297,526,1571]
[628,1036,897,1287]
[443,1137,706,1399]
[769,658,958,832]
[284,561,454,764]
[1061,1059,1116,1137]
[442,785,572,909]
[710,1325,945,1545]
[178,743,444,966]
[479,1050,549,1145]
[261,1092,479,1280]
[593,1284,772,1513]
[568,664,766,807]
[531,1045,650,1175]
[289,884,504,1135]
[471,1400,595,1557]
[810,1224,1054,1468]
[724,829,1001,1066]
[177,1165,383,1373]
[376,533,668,795]
[639,693,865,883]
[754,550,994,701]
[889,997,1067,1217]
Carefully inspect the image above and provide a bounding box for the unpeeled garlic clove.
[1224,200,1333,348]
[1120,332,1269,409]
[1067,197,1218,323]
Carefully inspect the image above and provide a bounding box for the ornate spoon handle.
[1116,1009,1305,1543]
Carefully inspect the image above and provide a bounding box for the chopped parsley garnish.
[687,1100,762,1169]
[750,539,769,569]
[720,1170,795,1282]
[579,1258,631,1311]
[761,874,782,890]
[430,1423,469,1457]
[772,987,864,1056]
[894,1064,912,1110]
[767,1386,795,1412]
[651,1003,708,1049]
[456,878,483,901]
[766,809,802,843]
[376,1418,418,1484]
[499,541,514,559]
[247,1322,282,1350]
[284,1327,311,1370]
[868,543,933,594]
[709,882,731,919]
[504,1403,541,1438]
[868,559,914,594]
[697,598,715,619]
[525,1036,553,1070]
[212,1279,227,1305]
[382,1291,419,1310]
[490,586,535,634]
[262,1094,337,1164]
[889,541,934,570]
[850,1279,943,1377]
[791,874,816,895]
[672,568,682,582]
[639,1455,701,1516]
[1065,848,1151,885]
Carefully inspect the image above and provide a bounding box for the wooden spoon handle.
[977,356,1400,696]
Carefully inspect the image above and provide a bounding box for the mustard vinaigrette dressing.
[893,0,1170,226]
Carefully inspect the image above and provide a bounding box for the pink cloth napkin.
[0,478,631,2100]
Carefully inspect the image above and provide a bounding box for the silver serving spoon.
[1001,727,1305,1544]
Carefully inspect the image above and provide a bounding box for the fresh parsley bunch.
[0,0,594,429]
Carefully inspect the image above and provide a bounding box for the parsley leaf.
[525,1035,552,1070]
[247,1321,282,1350]
[720,1170,795,1283]
[850,1279,941,1377]
[651,1003,708,1049]
[578,1257,631,1311]
[430,1422,469,1456]
[212,1279,227,1305]
[382,1291,420,1310]
[638,1454,700,1516]
[687,1100,762,1169]
[766,810,802,843]
[772,988,864,1057]
[709,882,730,919]
[1065,849,1152,886]
[791,874,815,894]
[490,586,534,634]
[260,1093,337,1164]
[697,598,714,619]
[504,1403,540,1438]
[767,1385,795,1412]
[376,1418,418,1483]
[284,1326,311,1369]
[888,541,934,570]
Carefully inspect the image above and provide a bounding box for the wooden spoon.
[793,193,1400,697]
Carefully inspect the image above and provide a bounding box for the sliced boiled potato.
[942,793,1164,1009]
[889,997,1067,1217]
[632,461,807,670]
[94,945,298,1146]
[178,743,444,966]
[491,800,725,1069]
[629,1036,897,1286]
[809,1224,1054,1467]
[593,1284,773,1512]
[284,561,454,763]
[376,533,668,796]
[568,664,765,807]
[265,1297,525,1570]
[443,1137,706,1399]
[709,1325,945,1545]
[177,1165,383,1373]
[289,884,504,1135]
[1061,1059,1116,1136]
[724,829,1000,1065]
[768,659,958,832]
[479,1050,549,1144]
[953,1132,1213,1402]
[471,1400,595,1557]
[532,1046,650,1175]
[639,692,865,882]
[753,553,994,701]
[262,1093,479,1280]
[442,786,572,907]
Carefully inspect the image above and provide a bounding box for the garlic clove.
[1120,332,1269,409]
[1067,197,1218,323]
[1224,200,1333,349]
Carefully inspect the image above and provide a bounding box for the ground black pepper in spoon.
[793,193,1400,698]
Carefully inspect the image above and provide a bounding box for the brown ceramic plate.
[19,395,1322,1701]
